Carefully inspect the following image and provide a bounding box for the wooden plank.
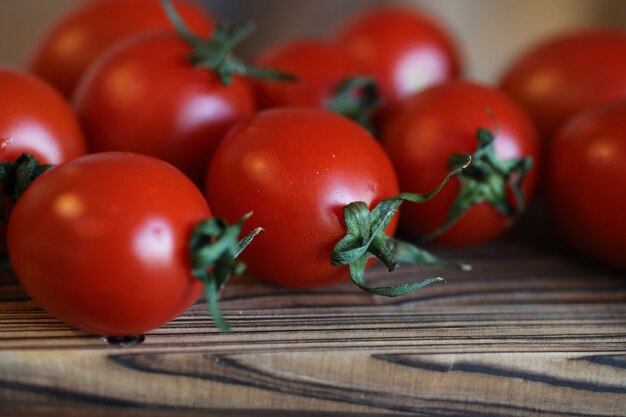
[1,403,392,417]
[1,223,626,416]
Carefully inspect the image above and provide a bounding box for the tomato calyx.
[0,153,52,222]
[188,212,262,332]
[331,156,472,297]
[160,0,296,85]
[327,77,380,134]
[422,128,533,241]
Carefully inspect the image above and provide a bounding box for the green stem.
[188,213,262,332]
[331,156,472,297]
[0,153,53,223]
[159,0,297,85]
[327,77,380,134]
[421,128,534,242]
[159,0,201,47]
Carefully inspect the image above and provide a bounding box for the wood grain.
[1,223,625,416]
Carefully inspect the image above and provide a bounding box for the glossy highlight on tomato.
[28,0,214,98]
[381,81,540,246]
[500,29,626,141]
[206,107,399,288]
[8,152,210,336]
[546,100,626,270]
[337,5,461,107]
[0,68,86,165]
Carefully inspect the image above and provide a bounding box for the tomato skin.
[8,152,209,336]
[0,67,86,252]
[0,68,86,164]
[500,29,626,141]
[28,0,214,98]
[73,31,255,185]
[206,108,399,288]
[252,39,361,109]
[546,101,626,270]
[336,5,460,107]
[380,81,540,246]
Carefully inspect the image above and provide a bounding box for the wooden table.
[1,218,625,416]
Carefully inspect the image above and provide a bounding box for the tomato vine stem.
[160,0,296,85]
[188,213,263,332]
[421,128,533,242]
[331,156,472,297]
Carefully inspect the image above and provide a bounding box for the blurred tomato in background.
[24,0,214,98]
[2,0,625,87]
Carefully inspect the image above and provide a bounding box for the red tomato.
[206,108,399,288]
[336,5,461,107]
[380,81,540,246]
[546,101,626,270]
[0,68,86,165]
[500,29,626,141]
[0,68,86,251]
[73,31,255,185]
[252,38,361,109]
[8,152,210,336]
[28,0,214,98]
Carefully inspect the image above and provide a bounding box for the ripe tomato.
[0,68,86,251]
[546,101,626,270]
[336,5,461,108]
[252,38,361,109]
[500,29,626,141]
[27,0,214,98]
[380,81,540,246]
[7,152,210,336]
[0,68,86,165]
[73,31,255,185]
[206,107,399,288]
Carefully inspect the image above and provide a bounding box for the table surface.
[1,217,625,417]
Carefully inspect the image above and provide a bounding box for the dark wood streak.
[213,283,626,308]
[577,354,626,369]
[373,354,626,394]
[108,352,619,417]
[0,379,148,408]
[108,353,429,414]
[106,353,600,417]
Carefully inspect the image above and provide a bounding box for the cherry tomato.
[73,31,255,185]
[0,68,85,164]
[8,152,210,336]
[28,0,214,98]
[500,29,626,141]
[336,5,461,107]
[252,38,361,109]
[206,107,399,288]
[0,68,86,251]
[380,81,540,246]
[546,101,626,270]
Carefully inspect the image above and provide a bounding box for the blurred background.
[0,0,625,83]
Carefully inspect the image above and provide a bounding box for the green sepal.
[331,156,472,297]
[422,128,534,241]
[0,153,53,223]
[327,76,380,134]
[188,213,263,332]
[160,0,297,85]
